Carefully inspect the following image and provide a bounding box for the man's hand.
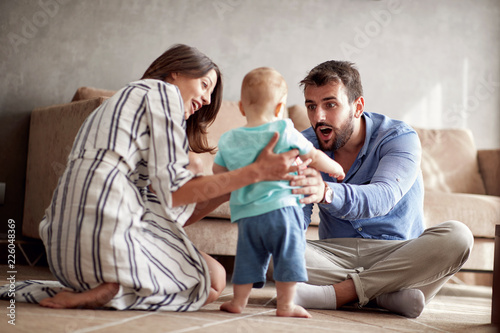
[291,167,325,204]
[254,132,301,181]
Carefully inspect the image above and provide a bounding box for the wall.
[0,0,499,235]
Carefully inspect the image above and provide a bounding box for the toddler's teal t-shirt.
[214,119,313,222]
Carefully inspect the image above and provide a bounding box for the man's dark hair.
[300,60,363,104]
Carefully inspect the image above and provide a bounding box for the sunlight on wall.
[403,83,443,129]
[459,57,469,129]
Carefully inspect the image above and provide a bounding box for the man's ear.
[354,96,365,118]
[238,101,246,117]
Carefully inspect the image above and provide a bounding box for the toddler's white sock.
[293,282,337,309]
[376,289,425,318]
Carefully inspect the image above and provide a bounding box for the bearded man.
[289,60,473,318]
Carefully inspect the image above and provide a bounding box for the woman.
[38,44,301,311]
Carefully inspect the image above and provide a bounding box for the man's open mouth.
[319,127,332,135]
[316,125,334,141]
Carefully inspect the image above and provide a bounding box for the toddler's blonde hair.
[241,67,287,112]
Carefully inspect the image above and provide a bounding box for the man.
[290,60,473,318]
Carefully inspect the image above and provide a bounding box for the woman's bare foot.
[39,283,119,309]
[220,300,245,314]
[276,303,312,318]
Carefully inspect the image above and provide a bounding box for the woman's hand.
[291,167,325,204]
[254,132,302,181]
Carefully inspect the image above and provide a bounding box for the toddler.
[214,67,344,318]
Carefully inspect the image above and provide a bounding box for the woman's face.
[169,69,218,120]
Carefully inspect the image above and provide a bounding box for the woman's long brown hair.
[141,44,223,153]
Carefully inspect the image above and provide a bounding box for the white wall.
[0,0,499,230]
[2,0,499,147]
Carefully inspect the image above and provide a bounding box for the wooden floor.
[0,265,496,333]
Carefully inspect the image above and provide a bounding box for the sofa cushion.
[423,190,499,238]
[287,104,311,132]
[197,100,245,178]
[414,128,486,195]
[208,196,322,225]
[185,218,238,256]
[461,237,494,271]
[207,201,232,219]
[71,86,116,102]
[196,101,244,219]
[206,101,245,150]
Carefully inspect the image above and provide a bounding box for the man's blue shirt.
[302,112,425,240]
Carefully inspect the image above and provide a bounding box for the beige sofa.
[22,87,500,284]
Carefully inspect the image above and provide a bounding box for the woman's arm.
[183,193,230,227]
[172,132,300,207]
[182,163,230,227]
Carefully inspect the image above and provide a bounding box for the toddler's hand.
[329,171,345,181]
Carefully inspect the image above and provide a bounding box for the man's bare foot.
[276,304,312,318]
[39,283,119,309]
[220,300,245,314]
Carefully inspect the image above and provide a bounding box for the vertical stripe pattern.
[38,79,209,311]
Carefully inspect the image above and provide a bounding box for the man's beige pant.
[305,221,473,306]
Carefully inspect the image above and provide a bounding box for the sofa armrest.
[477,149,500,196]
[22,97,107,239]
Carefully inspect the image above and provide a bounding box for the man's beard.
[316,110,354,152]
